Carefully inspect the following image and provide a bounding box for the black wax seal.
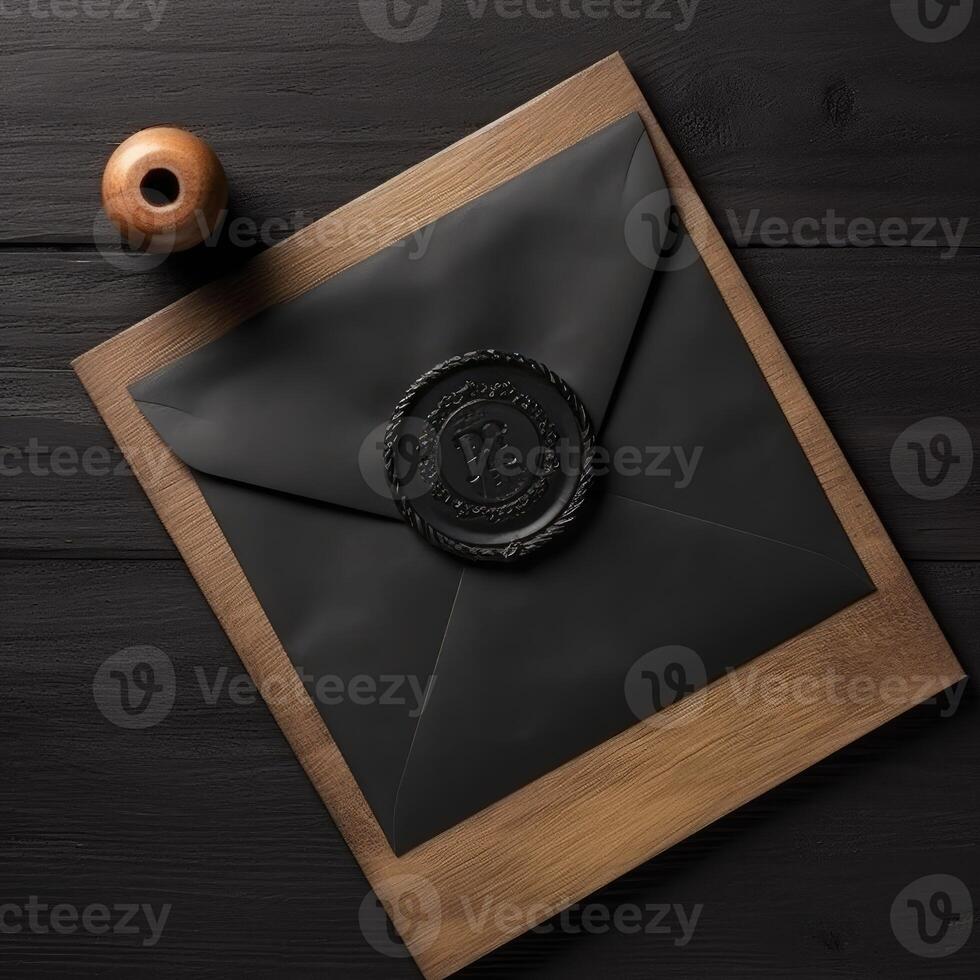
[384,351,596,562]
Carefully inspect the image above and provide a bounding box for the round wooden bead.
[101,127,229,253]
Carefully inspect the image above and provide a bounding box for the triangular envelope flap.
[193,469,462,844]
[390,491,873,854]
[601,242,873,583]
[130,113,665,518]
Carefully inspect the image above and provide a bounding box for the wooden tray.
[73,54,964,978]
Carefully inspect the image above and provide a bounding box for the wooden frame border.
[73,54,964,978]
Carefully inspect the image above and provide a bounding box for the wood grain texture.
[0,558,975,979]
[3,248,978,559]
[1,1,977,246]
[69,56,967,978]
[2,5,977,979]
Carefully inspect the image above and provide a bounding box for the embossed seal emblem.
[384,351,596,562]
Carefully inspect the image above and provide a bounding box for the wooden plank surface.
[1,0,977,245]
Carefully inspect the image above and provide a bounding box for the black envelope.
[130,113,874,855]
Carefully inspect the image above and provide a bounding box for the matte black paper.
[131,114,874,854]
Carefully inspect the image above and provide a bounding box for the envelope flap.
[390,491,874,854]
[130,113,665,518]
[602,243,872,580]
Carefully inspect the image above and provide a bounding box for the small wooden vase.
[101,127,229,253]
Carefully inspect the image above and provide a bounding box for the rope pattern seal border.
[383,350,596,563]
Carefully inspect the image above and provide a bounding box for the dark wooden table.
[2,2,977,976]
